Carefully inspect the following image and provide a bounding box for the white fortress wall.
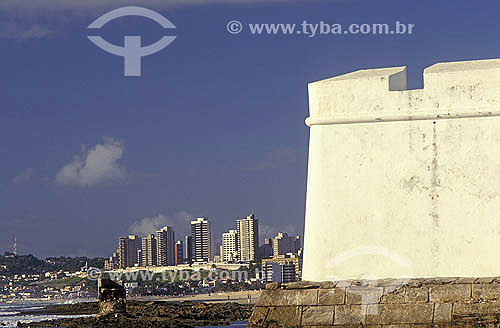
[303,58,500,281]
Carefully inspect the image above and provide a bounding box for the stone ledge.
[250,277,500,327]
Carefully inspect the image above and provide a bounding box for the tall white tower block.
[303,58,500,281]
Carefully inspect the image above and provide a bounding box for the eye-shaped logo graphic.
[88,7,177,77]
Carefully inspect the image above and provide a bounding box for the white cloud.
[55,137,127,187]
[129,211,195,237]
[12,168,34,184]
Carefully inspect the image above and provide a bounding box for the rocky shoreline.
[18,301,253,328]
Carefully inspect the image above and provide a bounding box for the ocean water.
[0,302,248,328]
[0,301,94,328]
[0,302,247,328]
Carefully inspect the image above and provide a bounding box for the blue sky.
[1,0,500,258]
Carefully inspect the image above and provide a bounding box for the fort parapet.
[307,58,500,125]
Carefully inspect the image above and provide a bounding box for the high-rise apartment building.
[141,233,157,267]
[237,213,260,263]
[222,229,238,263]
[272,232,302,257]
[190,217,213,262]
[219,245,224,263]
[137,249,143,267]
[118,235,139,268]
[262,260,297,283]
[184,235,192,263]
[157,226,175,266]
[294,236,302,254]
[260,238,274,259]
[118,238,126,269]
[174,240,183,266]
[272,232,290,257]
[104,251,119,270]
[262,253,302,282]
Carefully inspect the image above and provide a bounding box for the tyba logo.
[88,6,177,76]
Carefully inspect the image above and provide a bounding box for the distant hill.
[0,253,104,276]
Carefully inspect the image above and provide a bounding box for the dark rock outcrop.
[98,278,126,316]
[18,301,253,328]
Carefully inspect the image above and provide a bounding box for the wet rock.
[18,301,253,328]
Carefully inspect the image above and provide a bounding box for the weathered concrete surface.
[303,58,500,281]
[248,278,500,327]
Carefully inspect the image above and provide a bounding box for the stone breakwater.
[18,301,253,328]
[248,278,500,327]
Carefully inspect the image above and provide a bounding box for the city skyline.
[104,212,302,269]
[4,211,304,260]
[5,210,303,259]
